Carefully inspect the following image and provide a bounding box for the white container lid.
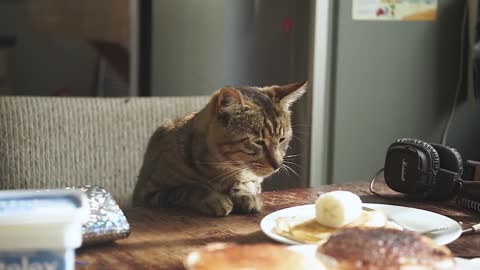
[0,189,90,250]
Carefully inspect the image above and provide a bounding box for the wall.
[0,0,102,96]
[151,0,311,189]
[0,0,24,94]
[329,0,480,183]
[151,0,227,96]
[0,0,22,36]
[13,31,97,96]
[151,0,309,95]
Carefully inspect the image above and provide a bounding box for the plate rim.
[260,203,462,246]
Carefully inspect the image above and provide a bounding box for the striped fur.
[133,82,306,216]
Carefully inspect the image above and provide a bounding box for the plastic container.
[0,189,90,270]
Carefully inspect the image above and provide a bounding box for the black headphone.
[371,138,480,200]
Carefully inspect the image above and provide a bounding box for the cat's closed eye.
[242,149,257,155]
[279,137,287,143]
[253,140,265,146]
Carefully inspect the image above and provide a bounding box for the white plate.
[260,203,462,246]
[288,245,479,270]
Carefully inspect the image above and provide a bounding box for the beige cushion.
[0,96,209,207]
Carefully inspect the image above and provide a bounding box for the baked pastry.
[317,227,455,270]
[184,243,326,270]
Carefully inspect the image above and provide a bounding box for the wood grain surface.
[76,181,480,269]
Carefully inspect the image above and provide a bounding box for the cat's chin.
[252,170,275,178]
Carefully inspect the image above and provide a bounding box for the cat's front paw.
[201,193,233,217]
[231,194,263,214]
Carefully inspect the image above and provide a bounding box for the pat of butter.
[0,190,90,270]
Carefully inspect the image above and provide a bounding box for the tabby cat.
[132,82,306,216]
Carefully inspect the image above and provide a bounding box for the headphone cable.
[440,2,468,145]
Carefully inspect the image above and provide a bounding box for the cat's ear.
[264,81,307,110]
[214,87,245,116]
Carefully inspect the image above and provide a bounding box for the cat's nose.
[271,160,283,170]
[267,149,283,171]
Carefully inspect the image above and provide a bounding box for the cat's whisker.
[217,169,241,183]
[283,160,301,168]
[284,154,300,158]
[283,166,298,177]
[292,130,309,134]
[194,161,238,165]
[212,167,243,181]
[279,166,289,176]
[287,145,293,151]
[283,164,299,176]
[286,167,293,176]
[291,134,303,142]
[214,169,242,184]
[231,167,251,180]
[292,124,311,127]
[277,164,287,175]
[214,149,229,159]
[218,167,250,183]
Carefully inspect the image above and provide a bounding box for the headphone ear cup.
[396,138,440,171]
[431,143,463,175]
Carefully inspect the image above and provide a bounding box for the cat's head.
[206,81,307,178]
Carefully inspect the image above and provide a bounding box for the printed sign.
[0,251,66,270]
[353,0,437,21]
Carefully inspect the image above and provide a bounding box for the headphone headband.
[373,138,480,200]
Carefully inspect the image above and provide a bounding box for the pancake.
[317,227,455,270]
[184,243,326,270]
[274,209,392,244]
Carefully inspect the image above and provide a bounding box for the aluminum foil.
[66,185,130,246]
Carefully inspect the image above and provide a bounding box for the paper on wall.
[353,0,437,21]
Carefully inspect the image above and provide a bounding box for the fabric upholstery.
[0,96,209,207]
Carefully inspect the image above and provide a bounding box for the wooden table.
[77,181,480,269]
